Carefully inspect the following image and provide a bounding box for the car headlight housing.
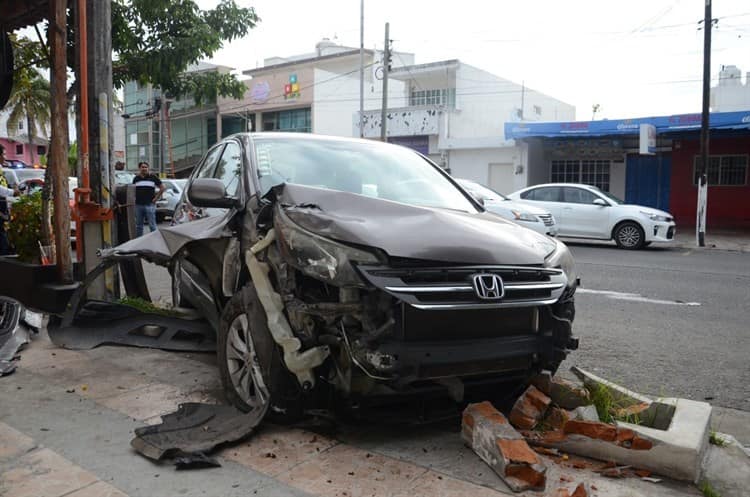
[544,239,577,287]
[512,210,539,222]
[274,208,381,287]
[640,211,671,222]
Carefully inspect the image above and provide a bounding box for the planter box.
[0,256,79,314]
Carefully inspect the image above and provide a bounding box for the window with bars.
[550,159,611,191]
[693,155,747,186]
[409,88,456,108]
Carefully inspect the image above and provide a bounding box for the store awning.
[505,110,750,140]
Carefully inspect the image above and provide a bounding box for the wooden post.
[49,0,72,283]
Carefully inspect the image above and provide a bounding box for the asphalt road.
[558,241,750,412]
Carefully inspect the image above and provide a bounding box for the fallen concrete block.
[530,370,552,395]
[462,401,547,492]
[527,396,712,483]
[509,385,551,430]
[572,405,600,422]
[550,377,590,410]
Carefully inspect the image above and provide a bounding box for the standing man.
[0,145,20,255]
[132,161,165,237]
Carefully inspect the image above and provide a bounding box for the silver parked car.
[156,179,187,222]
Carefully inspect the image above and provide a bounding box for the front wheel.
[614,222,645,250]
[217,285,303,422]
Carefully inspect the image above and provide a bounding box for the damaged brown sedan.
[105,133,579,420]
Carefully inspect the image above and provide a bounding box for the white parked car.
[508,183,676,249]
[456,179,558,236]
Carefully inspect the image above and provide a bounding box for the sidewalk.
[672,228,750,252]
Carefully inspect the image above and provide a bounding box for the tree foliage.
[111,0,259,104]
[6,35,50,140]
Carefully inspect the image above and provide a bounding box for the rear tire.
[614,222,645,250]
[217,285,303,422]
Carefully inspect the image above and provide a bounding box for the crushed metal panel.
[131,402,267,461]
[0,298,31,376]
[48,301,216,352]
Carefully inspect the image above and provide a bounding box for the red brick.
[616,428,635,444]
[571,482,589,497]
[509,385,551,430]
[504,464,546,490]
[631,436,653,450]
[497,439,540,465]
[563,420,617,442]
[545,407,573,431]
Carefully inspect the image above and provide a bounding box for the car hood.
[485,199,551,216]
[276,184,557,266]
[618,204,673,218]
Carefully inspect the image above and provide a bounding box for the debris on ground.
[131,402,267,467]
[462,401,547,492]
[509,385,551,430]
[174,452,222,470]
[0,298,37,376]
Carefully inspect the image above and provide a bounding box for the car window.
[458,180,506,202]
[194,144,224,180]
[563,187,598,204]
[524,187,561,202]
[213,141,242,198]
[254,138,477,212]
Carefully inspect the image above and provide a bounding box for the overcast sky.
[197,0,750,121]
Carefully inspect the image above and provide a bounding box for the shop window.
[409,88,455,108]
[693,155,747,186]
[550,159,610,191]
[15,144,23,155]
[262,108,311,133]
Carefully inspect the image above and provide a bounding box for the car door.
[172,140,246,328]
[560,187,611,238]
[519,186,565,228]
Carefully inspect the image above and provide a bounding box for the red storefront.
[670,135,750,228]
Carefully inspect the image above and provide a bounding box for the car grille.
[357,264,567,310]
[537,214,555,227]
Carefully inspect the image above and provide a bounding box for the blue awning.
[505,110,750,140]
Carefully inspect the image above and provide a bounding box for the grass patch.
[699,480,721,497]
[709,430,728,447]
[586,383,643,425]
[118,296,178,316]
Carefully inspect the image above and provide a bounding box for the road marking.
[577,288,701,306]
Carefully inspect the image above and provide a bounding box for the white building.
[360,60,575,194]
[710,65,750,112]
[216,40,576,196]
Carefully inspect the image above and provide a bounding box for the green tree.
[111,0,259,104]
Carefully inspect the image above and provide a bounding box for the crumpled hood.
[276,184,557,266]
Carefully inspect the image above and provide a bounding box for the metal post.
[697,0,711,247]
[380,22,389,142]
[359,0,364,138]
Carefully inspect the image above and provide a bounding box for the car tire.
[613,222,645,250]
[217,285,303,423]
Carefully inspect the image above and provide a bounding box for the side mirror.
[592,198,608,206]
[187,178,238,208]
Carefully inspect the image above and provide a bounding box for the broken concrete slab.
[532,372,590,410]
[573,405,600,422]
[509,385,551,430]
[571,366,652,408]
[462,401,547,492]
[527,397,712,483]
[699,433,750,497]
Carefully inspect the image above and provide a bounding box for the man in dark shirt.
[132,161,165,236]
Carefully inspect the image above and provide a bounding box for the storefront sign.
[284,74,300,100]
[639,123,656,155]
[250,81,271,103]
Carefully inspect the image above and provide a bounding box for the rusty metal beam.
[48,0,72,283]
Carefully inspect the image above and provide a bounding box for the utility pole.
[380,22,390,142]
[697,0,712,247]
[520,81,525,121]
[84,0,115,298]
[359,0,364,138]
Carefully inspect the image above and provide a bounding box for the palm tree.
[6,70,51,165]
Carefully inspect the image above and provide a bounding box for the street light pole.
[697,0,712,247]
[380,22,389,142]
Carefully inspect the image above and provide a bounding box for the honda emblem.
[472,274,504,300]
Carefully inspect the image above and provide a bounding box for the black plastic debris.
[174,452,222,470]
[131,402,267,463]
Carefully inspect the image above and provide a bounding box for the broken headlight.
[545,239,577,287]
[275,208,380,287]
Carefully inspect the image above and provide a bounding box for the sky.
[197,0,750,121]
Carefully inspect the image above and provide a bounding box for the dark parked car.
[111,133,578,419]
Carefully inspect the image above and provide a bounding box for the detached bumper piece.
[132,402,267,465]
